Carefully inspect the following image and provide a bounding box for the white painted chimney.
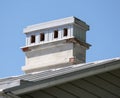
[21,16,91,73]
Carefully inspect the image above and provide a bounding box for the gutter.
[4,58,120,95]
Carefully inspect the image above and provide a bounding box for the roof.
[0,57,120,95]
[23,16,89,33]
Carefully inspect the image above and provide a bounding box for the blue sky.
[0,0,120,78]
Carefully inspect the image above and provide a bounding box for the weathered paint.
[22,42,73,73]
[73,24,86,42]
[22,17,90,73]
[25,25,73,46]
[20,68,120,98]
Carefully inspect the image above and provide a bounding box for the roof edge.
[4,57,120,95]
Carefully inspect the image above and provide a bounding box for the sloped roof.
[0,57,120,95]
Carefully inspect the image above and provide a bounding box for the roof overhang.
[2,57,120,95]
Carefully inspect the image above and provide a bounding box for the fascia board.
[0,79,21,92]
[4,59,120,95]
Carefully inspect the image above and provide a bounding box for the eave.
[2,57,120,95]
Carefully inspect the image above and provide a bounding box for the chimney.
[21,16,91,73]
